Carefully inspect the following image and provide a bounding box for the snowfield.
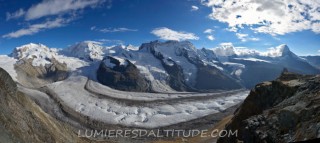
[46,76,249,128]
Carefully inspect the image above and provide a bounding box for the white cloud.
[204,29,214,34]
[151,27,199,41]
[312,23,320,33]
[202,0,320,35]
[191,5,199,11]
[207,35,215,41]
[236,33,260,42]
[225,27,238,32]
[4,0,109,38]
[6,0,108,21]
[2,18,72,38]
[318,50,320,53]
[27,0,106,20]
[98,39,124,45]
[204,29,215,40]
[92,27,138,33]
[213,42,265,57]
[6,9,25,20]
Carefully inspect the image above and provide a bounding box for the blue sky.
[0,0,319,55]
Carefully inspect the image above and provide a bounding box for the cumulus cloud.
[151,27,199,41]
[213,42,266,57]
[236,33,260,42]
[2,17,73,38]
[191,5,199,11]
[207,35,215,41]
[6,0,107,21]
[91,27,138,33]
[201,0,320,35]
[6,9,25,20]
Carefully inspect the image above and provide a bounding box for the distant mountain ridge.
[1,40,319,92]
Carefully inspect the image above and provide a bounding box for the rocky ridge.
[218,71,320,143]
[0,68,92,143]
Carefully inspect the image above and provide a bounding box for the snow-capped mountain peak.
[63,41,104,61]
[12,43,59,66]
[262,44,292,57]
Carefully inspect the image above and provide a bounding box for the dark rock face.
[146,43,192,91]
[161,59,191,91]
[182,49,242,91]
[97,56,151,92]
[0,68,90,143]
[217,72,320,143]
[195,65,242,90]
[140,41,242,92]
[15,58,68,87]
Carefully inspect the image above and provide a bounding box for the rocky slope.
[0,68,93,143]
[217,71,320,143]
[98,40,243,92]
[12,43,69,88]
[97,56,151,92]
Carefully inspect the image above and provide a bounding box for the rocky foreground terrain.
[1,66,320,143]
[218,70,320,143]
[0,68,94,143]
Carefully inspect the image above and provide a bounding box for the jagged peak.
[125,44,139,51]
[262,44,292,57]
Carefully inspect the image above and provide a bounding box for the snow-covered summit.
[262,44,292,57]
[213,43,295,58]
[62,41,105,61]
[12,43,59,66]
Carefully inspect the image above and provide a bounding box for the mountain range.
[1,40,319,92]
[1,40,320,143]
[1,41,320,91]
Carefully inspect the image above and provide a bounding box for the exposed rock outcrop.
[11,43,69,88]
[15,58,68,88]
[217,71,320,143]
[97,56,151,92]
[138,40,242,92]
[0,68,91,143]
